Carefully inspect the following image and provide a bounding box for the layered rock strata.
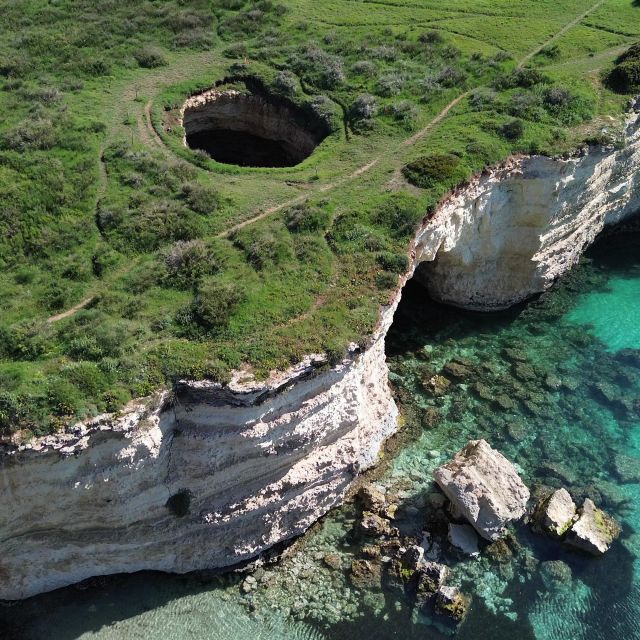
[413,112,640,310]
[0,317,398,601]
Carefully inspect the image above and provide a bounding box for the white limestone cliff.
[413,112,640,309]
[1,110,639,601]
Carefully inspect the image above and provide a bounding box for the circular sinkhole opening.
[182,87,329,168]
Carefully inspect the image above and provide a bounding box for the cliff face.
[414,113,640,310]
[0,313,398,601]
[2,113,639,601]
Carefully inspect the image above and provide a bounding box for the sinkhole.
[182,87,329,168]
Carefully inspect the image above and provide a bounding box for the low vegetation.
[0,0,637,437]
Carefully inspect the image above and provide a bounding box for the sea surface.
[2,233,639,640]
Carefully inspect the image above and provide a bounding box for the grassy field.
[0,0,637,438]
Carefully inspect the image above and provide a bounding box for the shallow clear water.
[2,235,639,640]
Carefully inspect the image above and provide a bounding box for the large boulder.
[564,498,621,556]
[533,488,576,538]
[433,439,530,540]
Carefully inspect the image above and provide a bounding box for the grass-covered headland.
[0,0,638,438]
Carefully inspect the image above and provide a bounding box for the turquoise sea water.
[1,234,638,640]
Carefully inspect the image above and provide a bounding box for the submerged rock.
[350,559,382,589]
[614,454,640,484]
[422,374,452,397]
[539,560,572,592]
[434,585,470,623]
[448,523,480,557]
[433,440,530,540]
[565,498,621,555]
[360,511,395,537]
[358,483,387,513]
[533,488,576,538]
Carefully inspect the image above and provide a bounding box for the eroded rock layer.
[0,323,397,600]
[413,114,640,310]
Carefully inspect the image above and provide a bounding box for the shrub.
[375,72,405,97]
[376,252,409,273]
[375,270,398,290]
[47,378,81,416]
[273,70,298,95]
[181,182,220,215]
[40,282,72,311]
[372,193,423,238]
[500,119,525,140]
[162,239,218,288]
[437,66,466,88]
[607,60,640,93]
[402,153,461,189]
[285,203,330,232]
[231,224,293,270]
[387,100,419,127]
[191,279,245,331]
[3,117,58,151]
[508,92,545,121]
[419,31,444,45]
[469,88,497,111]
[352,60,376,77]
[0,321,51,360]
[290,45,345,89]
[350,94,378,121]
[62,362,107,395]
[134,45,167,68]
[494,68,548,90]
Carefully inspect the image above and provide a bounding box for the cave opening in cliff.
[182,84,329,168]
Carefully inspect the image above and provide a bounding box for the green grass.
[0,0,637,438]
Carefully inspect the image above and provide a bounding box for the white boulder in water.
[433,439,530,540]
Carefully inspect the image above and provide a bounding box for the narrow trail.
[517,0,607,67]
[46,297,95,323]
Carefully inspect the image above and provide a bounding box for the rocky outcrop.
[433,440,530,541]
[0,318,398,601]
[533,488,576,538]
[413,113,640,310]
[564,498,621,555]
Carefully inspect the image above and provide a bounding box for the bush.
[375,72,405,97]
[437,66,466,88]
[494,68,548,90]
[0,321,51,360]
[376,251,409,274]
[290,45,345,89]
[273,70,298,95]
[3,117,58,151]
[352,60,376,77]
[500,119,525,140]
[191,279,245,331]
[386,100,419,127]
[607,59,640,93]
[419,31,444,45]
[350,94,378,121]
[508,92,545,121]
[40,282,72,311]
[372,193,423,238]
[47,378,81,416]
[181,182,220,215]
[375,270,398,290]
[285,203,330,232]
[231,224,293,270]
[162,239,218,288]
[134,46,167,68]
[402,153,461,189]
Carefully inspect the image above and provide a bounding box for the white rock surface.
[535,488,576,538]
[448,523,480,557]
[0,318,398,601]
[565,498,621,556]
[433,440,530,541]
[413,114,640,309]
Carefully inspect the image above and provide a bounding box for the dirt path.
[46,297,95,323]
[517,0,607,67]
